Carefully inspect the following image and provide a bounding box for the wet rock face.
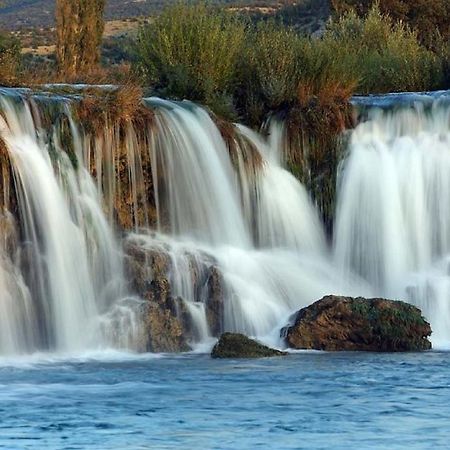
[124,242,188,352]
[211,333,288,359]
[142,301,190,353]
[124,240,226,352]
[124,243,170,296]
[205,266,224,337]
[282,295,432,352]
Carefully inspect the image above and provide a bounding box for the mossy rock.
[211,333,288,359]
[282,295,432,352]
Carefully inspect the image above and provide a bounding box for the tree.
[55,0,105,78]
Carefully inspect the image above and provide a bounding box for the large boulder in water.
[282,295,432,352]
[211,333,288,358]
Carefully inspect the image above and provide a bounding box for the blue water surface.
[0,350,449,449]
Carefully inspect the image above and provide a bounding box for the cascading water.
[148,99,250,247]
[138,99,362,343]
[0,86,448,355]
[0,90,138,353]
[236,124,326,253]
[335,93,450,343]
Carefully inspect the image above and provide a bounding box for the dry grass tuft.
[76,81,153,136]
[296,77,357,142]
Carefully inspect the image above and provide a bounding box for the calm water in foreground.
[0,350,449,449]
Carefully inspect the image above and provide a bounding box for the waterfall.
[236,123,326,253]
[335,93,450,342]
[133,99,360,342]
[0,90,138,353]
[0,86,448,354]
[148,99,251,247]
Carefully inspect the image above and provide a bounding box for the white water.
[237,124,326,252]
[135,100,365,343]
[335,98,450,341]
[0,88,448,354]
[0,93,134,353]
[149,99,250,247]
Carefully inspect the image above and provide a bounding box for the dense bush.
[440,43,450,89]
[235,22,304,124]
[134,2,444,123]
[135,2,246,118]
[321,6,444,93]
[331,0,450,49]
[235,20,357,125]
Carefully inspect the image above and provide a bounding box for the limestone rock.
[143,302,190,353]
[282,295,432,352]
[124,240,227,352]
[205,266,224,336]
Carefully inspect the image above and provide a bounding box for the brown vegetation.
[75,83,155,230]
[281,78,355,233]
[214,117,264,175]
[0,31,20,84]
[55,0,105,78]
[76,83,152,134]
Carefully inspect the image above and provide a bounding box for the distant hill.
[0,0,289,30]
[0,0,162,29]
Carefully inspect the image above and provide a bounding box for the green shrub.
[235,20,357,125]
[331,0,450,49]
[436,36,450,89]
[135,2,246,118]
[133,2,445,123]
[322,6,444,93]
[235,21,304,124]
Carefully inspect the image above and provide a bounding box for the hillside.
[0,0,153,29]
[0,0,290,30]
[5,0,330,68]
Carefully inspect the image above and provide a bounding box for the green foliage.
[133,2,446,123]
[135,2,246,118]
[235,20,357,126]
[331,0,450,49]
[436,37,450,89]
[235,21,304,124]
[322,5,444,93]
[0,31,20,84]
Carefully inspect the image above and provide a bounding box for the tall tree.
[56,0,106,78]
